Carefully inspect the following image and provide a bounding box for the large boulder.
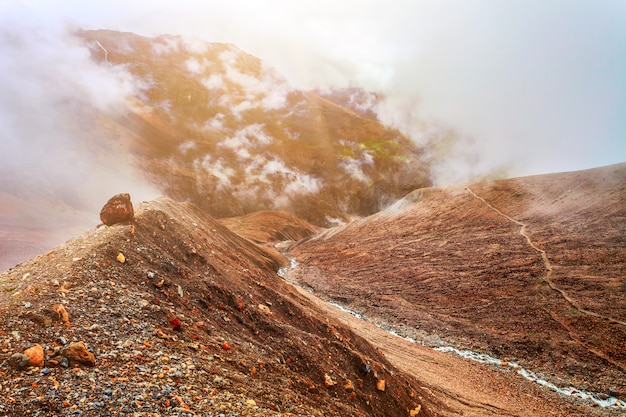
[100,193,134,226]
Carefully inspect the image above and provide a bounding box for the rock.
[344,379,355,391]
[324,374,336,387]
[5,353,31,370]
[376,379,386,392]
[100,193,134,226]
[410,405,422,416]
[61,341,96,367]
[258,304,271,315]
[53,304,70,323]
[24,344,45,367]
[116,253,126,264]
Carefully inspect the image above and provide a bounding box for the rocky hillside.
[287,162,626,411]
[0,196,432,416]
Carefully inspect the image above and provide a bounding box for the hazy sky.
[1,0,625,184]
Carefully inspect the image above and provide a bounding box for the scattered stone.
[117,253,126,264]
[258,304,271,315]
[154,328,168,339]
[24,344,45,367]
[410,405,422,416]
[53,304,70,323]
[5,353,30,370]
[100,193,134,226]
[324,374,336,387]
[245,399,257,407]
[61,341,96,367]
[344,379,355,391]
[376,379,386,392]
[48,356,69,368]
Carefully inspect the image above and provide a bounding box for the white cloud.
[184,57,203,75]
[1,0,625,188]
[201,74,223,90]
[193,155,235,191]
[0,12,158,214]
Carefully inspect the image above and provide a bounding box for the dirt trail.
[291,285,604,417]
[465,187,626,328]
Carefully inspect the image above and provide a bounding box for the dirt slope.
[287,163,626,413]
[0,197,430,416]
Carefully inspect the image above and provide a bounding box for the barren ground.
[0,163,624,416]
[288,163,626,416]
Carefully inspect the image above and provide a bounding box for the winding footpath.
[465,187,626,328]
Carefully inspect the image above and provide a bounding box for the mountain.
[79,29,431,225]
[287,162,626,409]
[0,28,432,273]
[1,166,620,416]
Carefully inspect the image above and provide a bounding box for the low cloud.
[0,14,159,220]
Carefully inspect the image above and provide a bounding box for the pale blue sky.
[1,0,625,183]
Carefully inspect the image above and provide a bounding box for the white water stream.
[278,257,626,410]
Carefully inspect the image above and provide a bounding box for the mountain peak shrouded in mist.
[0,28,433,271]
[78,29,432,225]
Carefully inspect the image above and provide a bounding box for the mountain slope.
[287,163,626,405]
[0,28,432,272]
[80,29,431,225]
[0,196,432,416]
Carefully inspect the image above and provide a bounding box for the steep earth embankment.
[287,163,626,415]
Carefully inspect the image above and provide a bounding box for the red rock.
[169,317,182,331]
[24,344,44,367]
[100,193,134,226]
[61,341,96,367]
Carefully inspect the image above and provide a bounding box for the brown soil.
[0,197,431,416]
[1,163,624,416]
[288,163,626,415]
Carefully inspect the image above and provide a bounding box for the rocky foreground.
[0,197,430,416]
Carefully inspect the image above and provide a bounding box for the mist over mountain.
[77,29,431,226]
[0,28,438,270]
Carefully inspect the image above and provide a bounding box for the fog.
[1,0,625,193]
[0,12,158,218]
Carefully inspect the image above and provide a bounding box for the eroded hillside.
[0,196,432,416]
[287,163,626,412]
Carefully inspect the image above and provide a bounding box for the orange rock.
[324,374,336,387]
[53,304,70,322]
[410,405,422,416]
[24,344,44,367]
[61,341,96,367]
[376,379,386,392]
